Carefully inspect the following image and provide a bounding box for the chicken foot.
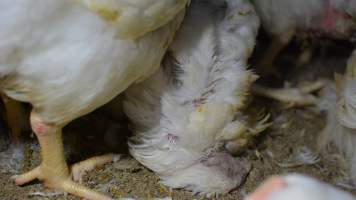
[223,111,272,154]
[71,154,120,184]
[12,112,113,200]
[252,80,325,107]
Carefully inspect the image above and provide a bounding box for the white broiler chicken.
[245,174,356,200]
[319,50,356,187]
[0,0,188,199]
[249,0,356,189]
[252,0,356,74]
[250,0,356,106]
[124,0,268,194]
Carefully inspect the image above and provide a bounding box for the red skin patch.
[32,121,50,136]
[321,0,350,33]
[307,0,353,38]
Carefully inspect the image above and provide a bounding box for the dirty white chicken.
[250,0,356,106]
[319,50,356,187]
[124,0,269,195]
[249,0,356,186]
[245,174,356,200]
[0,0,187,199]
[252,0,356,74]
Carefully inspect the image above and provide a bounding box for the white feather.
[124,0,259,194]
[259,174,356,200]
[0,0,185,125]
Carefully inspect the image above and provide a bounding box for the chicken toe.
[252,80,325,107]
[71,154,120,183]
[12,112,113,200]
[223,112,271,154]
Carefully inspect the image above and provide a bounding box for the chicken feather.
[124,0,263,194]
[76,0,190,39]
[0,0,186,199]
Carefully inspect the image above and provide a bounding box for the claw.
[248,113,272,135]
[224,111,271,154]
[252,80,326,107]
[71,154,119,184]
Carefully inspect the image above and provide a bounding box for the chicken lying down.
[245,174,356,200]
[0,96,29,172]
[124,0,269,194]
[319,50,356,187]
[250,0,356,106]
[0,0,188,199]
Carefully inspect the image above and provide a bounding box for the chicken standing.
[0,0,187,199]
[251,0,356,106]
[124,0,269,194]
[245,174,356,200]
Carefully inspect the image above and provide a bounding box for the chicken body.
[0,0,186,199]
[246,174,356,200]
[319,50,356,186]
[253,0,356,39]
[124,0,266,194]
[251,0,356,77]
[251,0,356,187]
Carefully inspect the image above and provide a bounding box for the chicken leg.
[12,112,113,200]
[0,95,28,172]
[257,30,294,77]
[252,80,325,107]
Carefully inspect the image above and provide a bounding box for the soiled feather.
[124,0,263,194]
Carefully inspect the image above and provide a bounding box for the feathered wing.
[75,0,189,39]
[124,0,262,194]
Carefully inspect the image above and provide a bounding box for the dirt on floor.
[0,38,355,200]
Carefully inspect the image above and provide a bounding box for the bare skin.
[245,176,286,200]
[12,112,115,200]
